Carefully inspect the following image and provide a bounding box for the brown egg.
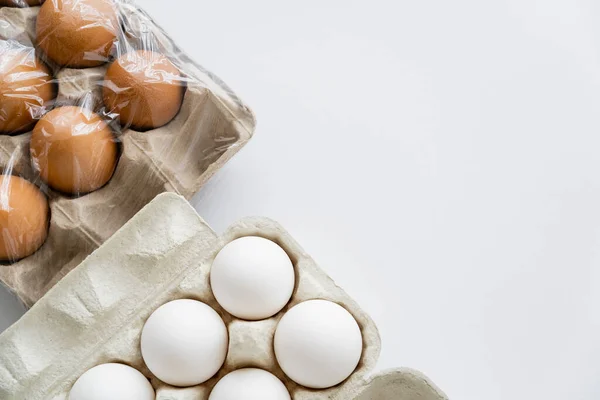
[0,0,45,6]
[0,45,56,135]
[36,0,118,68]
[0,175,49,261]
[103,50,184,130]
[30,106,118,195]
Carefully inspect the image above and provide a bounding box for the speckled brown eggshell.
[103,50,185,130]
[0,175,49,261]
[30,105,118,195]
[0,45,56,135]
[36,0,118,68]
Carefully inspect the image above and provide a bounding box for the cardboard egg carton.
[0,2,255,306]
[0,194,448,400]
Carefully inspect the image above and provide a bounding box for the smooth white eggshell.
[209,368,291,400]
[140,299,228,387]
[210,236,295,320]
[274,299,363,389]
[69,363,154,400]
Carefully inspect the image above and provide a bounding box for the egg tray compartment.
[0,3,256,307]
[0,193,448,400]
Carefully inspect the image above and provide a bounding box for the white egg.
[69,363,154,400]
[274,299,363,389]
[209,368,291,400]
[210,236,295,320]
[140,299,228,387]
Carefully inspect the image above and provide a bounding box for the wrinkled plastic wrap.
[0,0,256,306]
[0,193,448,400]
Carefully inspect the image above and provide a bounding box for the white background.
[2,1,600,399]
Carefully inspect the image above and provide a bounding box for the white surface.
[1,0,599,399]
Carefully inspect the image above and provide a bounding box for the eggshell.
[0,45,55,135]
[36,0,118,67]
[140,299,228,387]
[274,299,363,389]
[30,105,117,195]
[210,236,295,320]
[103,50,184,130]
[0,175,48,261]
[69,363,154,400]
[209,368,291,400]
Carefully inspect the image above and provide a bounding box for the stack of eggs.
[69,237,365,400]
[0,0,185,262]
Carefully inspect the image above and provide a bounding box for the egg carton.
[0,193,448,400]
[0,2,255,306]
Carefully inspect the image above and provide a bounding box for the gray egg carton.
[0,193,448,400]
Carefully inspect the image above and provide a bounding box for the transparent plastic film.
[0,0,256,305]
[0,40,56,135]
[0,0,43,7]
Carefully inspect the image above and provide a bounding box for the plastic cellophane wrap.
[0,0,256,306]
